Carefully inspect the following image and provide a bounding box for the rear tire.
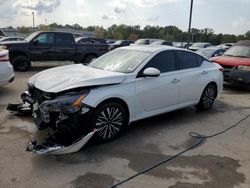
[83,55,96,64]
[12,55,31,71]
[90,102,128,142]
[196,83,217,111]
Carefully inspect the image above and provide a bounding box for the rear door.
[175,51,207,103]
[134,50,181,119]
[54,33,76,61]
[29,32,55,61]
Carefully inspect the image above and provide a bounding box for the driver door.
[29,32,55,61]
[134,51,181,120]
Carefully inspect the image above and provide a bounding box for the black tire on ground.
[196,83,217,111]
[90,102,128,142]
[12,55,31,71]
[246,84,250,91]
[83,55,96,64]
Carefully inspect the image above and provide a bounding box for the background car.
[196,47,226,59]
[219,43,235,50]
[0,50,14,86]
[211,40,250,89]
[0,37,24,42]
[1,31,109,71]
[109,40,134,51]
[150,40,173,46]
[106,39,116,44]
[133,38,162,45]
[75,37,107,44]
[0,29,6,37]
[14,45,223,154]
[189,42,211,51]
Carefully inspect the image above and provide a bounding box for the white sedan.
[12,45,223,154]
[0,50,14,86]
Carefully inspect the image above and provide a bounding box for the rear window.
[176,51,200,69]
[55,33,74,46]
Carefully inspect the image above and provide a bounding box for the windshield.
[192,43,206,48]
[224,46,250,58]
[89,49,152,73]
[25,32,39,42]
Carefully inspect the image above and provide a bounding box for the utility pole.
[32,12,35,28]
[187,0,193,49]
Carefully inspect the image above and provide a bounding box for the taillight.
[0,54,9,61]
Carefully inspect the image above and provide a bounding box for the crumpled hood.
[29,64,126,93]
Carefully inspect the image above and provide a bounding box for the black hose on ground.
[109,114,250,188]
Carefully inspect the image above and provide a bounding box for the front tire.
[196,83,217,110]
[90,102,128,142]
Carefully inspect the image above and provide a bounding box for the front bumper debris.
[7,89,95,155]
[6,91,34,115]
[6,103,32,115]
[27,130,96,155]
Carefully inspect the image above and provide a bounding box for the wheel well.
[207,81,218,98]
[9,51,28,61]
[96,97,130,120]
[84,53,97,60]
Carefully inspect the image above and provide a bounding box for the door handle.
[171,78,180,83]
[201,70,208,75]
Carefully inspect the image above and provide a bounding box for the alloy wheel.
[95,106,124,140]
[202,86,216,109]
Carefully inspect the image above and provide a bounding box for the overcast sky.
[0,0,250,35]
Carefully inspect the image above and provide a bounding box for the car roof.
[121,45,187,53]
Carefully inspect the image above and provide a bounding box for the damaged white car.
[7,45,223,155]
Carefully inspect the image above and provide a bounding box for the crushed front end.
[7,84,96,155]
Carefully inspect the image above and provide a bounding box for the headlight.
[40,92,89,113]
[238,65,250,71]
[0,45,7,50]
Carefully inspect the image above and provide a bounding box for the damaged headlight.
[40,91,89,114]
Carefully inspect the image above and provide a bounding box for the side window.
[81,38,89,43]
[197,55,204,66]
[55,33,74,46]
[36,33,54,44]
[176,51,199,69]
[142,51,176,73]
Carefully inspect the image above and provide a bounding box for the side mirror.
[32,39,39,46]
[142,67,160,77]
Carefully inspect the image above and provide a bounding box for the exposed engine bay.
[7,84,96,155]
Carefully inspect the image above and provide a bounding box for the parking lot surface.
[0,63,250,188]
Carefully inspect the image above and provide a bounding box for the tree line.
[15,23,250,45]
